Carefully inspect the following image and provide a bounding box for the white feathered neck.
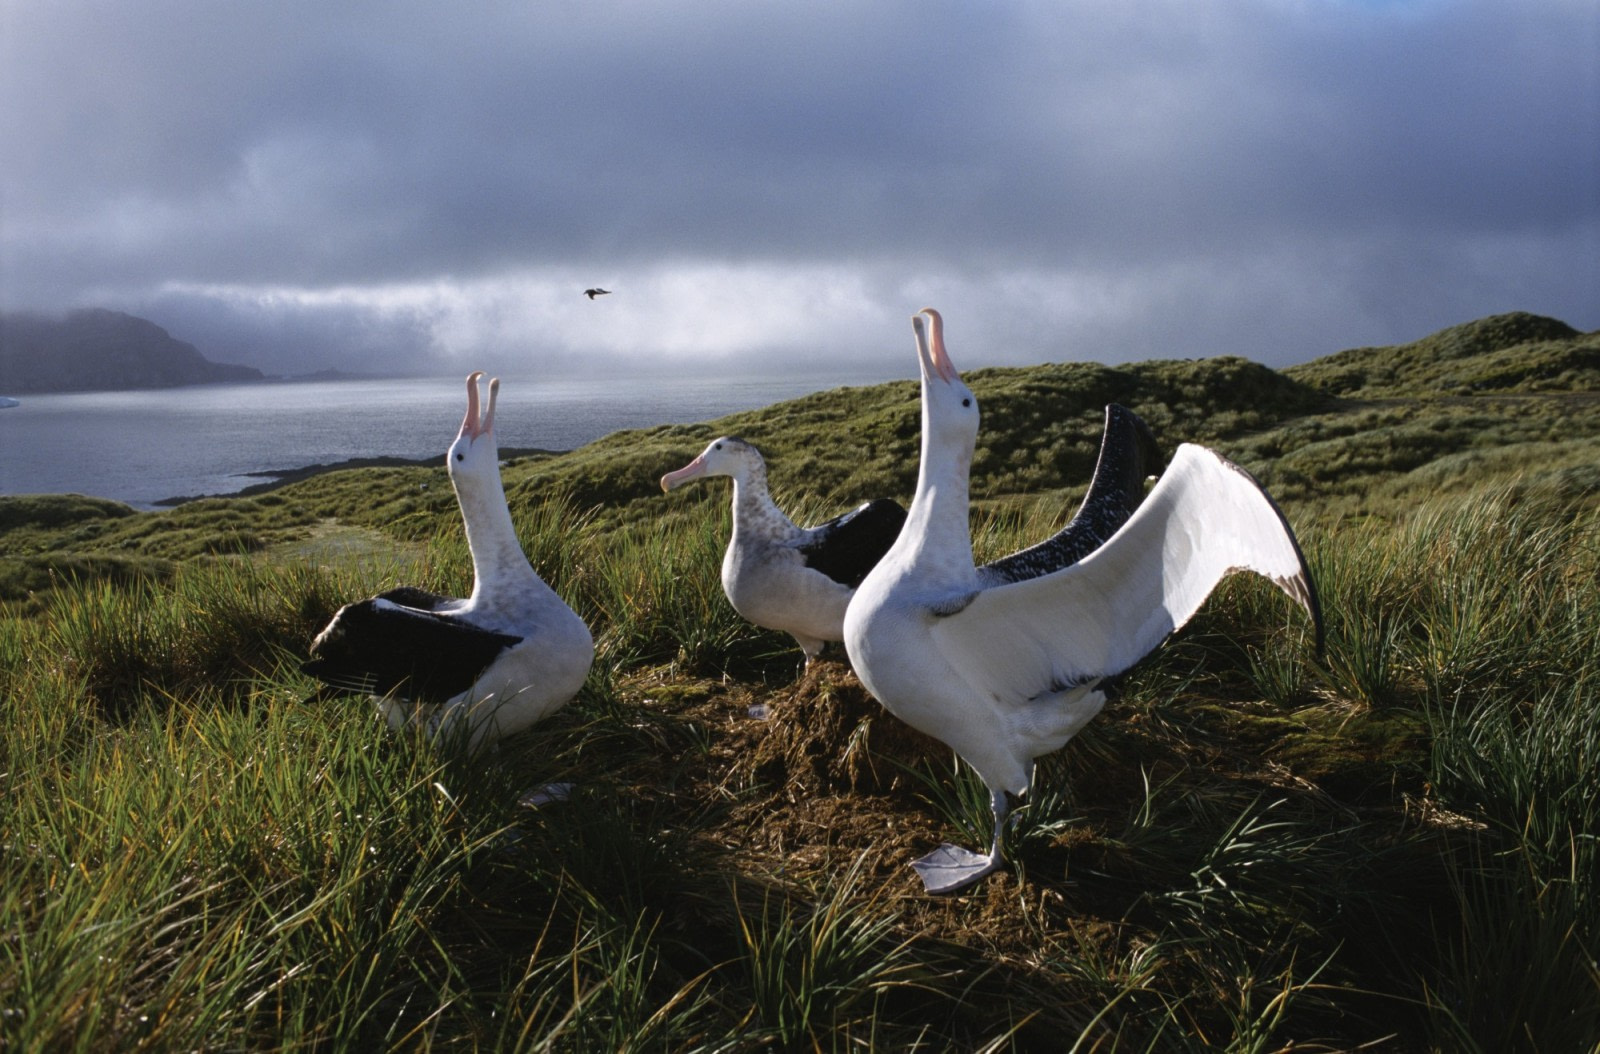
[449,373,541,607]
[891,309,978,586]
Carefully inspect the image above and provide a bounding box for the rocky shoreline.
[152,447,558,506]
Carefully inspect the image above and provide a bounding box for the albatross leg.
[792,633,826,668]
[912,788,1009,894]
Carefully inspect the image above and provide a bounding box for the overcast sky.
[2,0,1595,378]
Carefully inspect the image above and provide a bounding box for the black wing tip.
[1271,570,1327,660]
[855,497,909,525]
[1299,572,1328,660]
[300,601,523,703]
[1102,403,1166,477]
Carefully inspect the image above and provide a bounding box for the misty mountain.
[0,309,264,394]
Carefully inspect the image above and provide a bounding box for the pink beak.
[459,372,499,442]
[659,454,708,492]
[913,307,960,384]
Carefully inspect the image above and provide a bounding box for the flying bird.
[584,288,611,299]
[303,372,594,752]
[844,308,1322,893]
[660,436,907,665]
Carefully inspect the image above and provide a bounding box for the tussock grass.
[4,312,1599,1049]
[1285,312,1596,398]
[9,484,1594,1049]
[34,557,341,718]
[731,856,922,1046]
[1,691,505,1050]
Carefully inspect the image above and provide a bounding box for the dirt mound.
[734,659,946,798]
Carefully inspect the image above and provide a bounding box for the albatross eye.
[455,453,464,461]
[962,398,972,408]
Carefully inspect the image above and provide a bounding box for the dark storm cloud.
[2,0,1595,375]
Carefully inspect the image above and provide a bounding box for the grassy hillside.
[7,312,1597,593]
[2,312,1598,1050]
[1284,312,1597,398]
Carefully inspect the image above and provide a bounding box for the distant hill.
[0,309,264,394]
[472,310,1597,530]
[1284,312,1599,398]
[2,307,1597,555]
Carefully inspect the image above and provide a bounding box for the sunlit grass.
[3,320,1599,1048]
[8,482,1594,1048]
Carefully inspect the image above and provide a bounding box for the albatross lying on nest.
[845,308,1323,893]
[659,436,907,665]
[303,372,594,752]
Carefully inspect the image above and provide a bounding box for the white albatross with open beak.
[844,308,1322,893]
[303,372,594,752]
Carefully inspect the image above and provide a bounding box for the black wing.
[796,498,909,588]
[982,404,1164,585]
[302,598,523,704]
[377,585,455,610]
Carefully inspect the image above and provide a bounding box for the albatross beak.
[913,308,960,384]
[458,372,499,443]
[483,377,500,438]
[659,455,708,492]
[460,371,486,441]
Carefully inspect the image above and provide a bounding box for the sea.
[0,372,902,510]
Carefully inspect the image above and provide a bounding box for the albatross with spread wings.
[844,309,1323,893]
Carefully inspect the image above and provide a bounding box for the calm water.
[0,372,900,509]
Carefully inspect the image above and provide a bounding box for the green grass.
[3,311,1599,1050]
[1284,312,1597,398]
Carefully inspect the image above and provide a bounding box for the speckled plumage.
[661,436,906,663]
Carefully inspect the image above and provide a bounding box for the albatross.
[303,372,594,752]
[844,308,1322,893]
[659,436,907,665]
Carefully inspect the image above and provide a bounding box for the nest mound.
[734,659,945,799]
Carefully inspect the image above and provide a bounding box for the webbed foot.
[910,843,1003,893]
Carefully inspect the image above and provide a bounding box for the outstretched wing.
[981,404,1164,586]
[797,498,909,588]
[303,597,524,703]
[931,444,1321,704]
